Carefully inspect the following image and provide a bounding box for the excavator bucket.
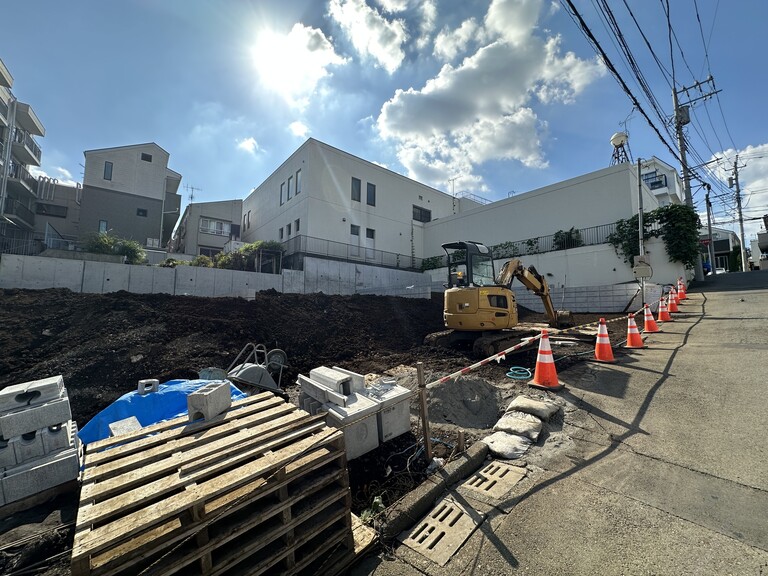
[550,310,575,329]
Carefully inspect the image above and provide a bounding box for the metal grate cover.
[460,460,527,500]
[399,495,485,566]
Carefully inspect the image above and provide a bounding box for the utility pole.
[705,185,715,272]
[673,76,721,281]
[730,157,748,272]
[637,158,645,304]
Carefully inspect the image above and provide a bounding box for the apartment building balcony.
[0,97,8,127]
[7,161,37,197]
[0,58,12,88]
[14,101,45,137]
[3,197,35,229]
[12,127,42,166]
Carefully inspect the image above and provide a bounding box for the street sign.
[633,263,652,279]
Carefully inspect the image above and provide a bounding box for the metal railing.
[8,161,36,191]
[0,237,42,256]
[3,197,35,225]
[13,127,41,162]
[282,234,422,271]
[0,98,8,120]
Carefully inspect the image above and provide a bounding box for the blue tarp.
[78,379,247,445]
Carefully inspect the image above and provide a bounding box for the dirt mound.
[0,288,447,426]
[426,375,502,429]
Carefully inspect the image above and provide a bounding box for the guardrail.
[282,234,422,271]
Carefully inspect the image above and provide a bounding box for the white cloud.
[289,121,309,138]
[433,18,479,61]
[251,23,347,110]
[376,0,605,192]
[29,166,78,187]
[237,137,260,154]
[375,0,410,12]
[329,0,408,74]
[416,0,437,50]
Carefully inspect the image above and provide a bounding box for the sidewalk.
[354,272,768,575]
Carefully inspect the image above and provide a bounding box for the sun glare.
[251,24,346,109]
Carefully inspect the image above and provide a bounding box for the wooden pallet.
[71,392,355,576]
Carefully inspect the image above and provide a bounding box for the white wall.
[422,163,659,257]
[83,144,169,201]
[425,238,685,289]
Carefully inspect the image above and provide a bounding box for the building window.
[199,246,221,258]
[366,228,375,239]
[367,183,376,206]
[199,218,231,236]
[296,169,302,194]
[137,208,148,217]
[351,177,361,202]
[295,218,300,232]
[287,223,292,236]
[99,220,108,233]
[413,205,431,223]
[279,227,284,240]
[247,210,251,229]
[103,161,113,181]
[231,224,240,240]
[350,224,360,236]
[287,175,293,200]
[35,203,67,218]
[280,182,285,205]
[141,153,153,162]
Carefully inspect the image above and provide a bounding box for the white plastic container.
[365,380,412,443]
[325,393,380,459]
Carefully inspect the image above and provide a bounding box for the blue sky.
[3,0,767,243]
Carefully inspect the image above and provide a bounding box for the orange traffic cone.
[677,278,687,300]
[592,317,616,363]
[658,297,673,322]
[623,313,646,349]
[668,287,679,312]
[529,330,564,391]
[643,304,661,333]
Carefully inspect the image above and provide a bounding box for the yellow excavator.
[428,240,574,357]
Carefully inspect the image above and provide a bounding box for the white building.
[0,57,46,255]
[640,157,684,207]
[241,138,482,269]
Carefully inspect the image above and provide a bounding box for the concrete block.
[331,366,367,393]
[297,375,347,407]
[138,379,159,395]
[0,394,72,439]
[0,438,17,470]
[365,381,412,443]
[1,447,80,504]
[309,400,322,415]
[11,430,46,464]
[0,375,64,412]
[187,382,232,422]
[309,366,352,395]
[108,416,142,437]
[41,421,73,454]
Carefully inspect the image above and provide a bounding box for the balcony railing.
[642,173,667,190]
[8,161,36,191]
[13,127,41,162]
[282,234,422,271]
[3,197,35,226]
[0,98,7,122]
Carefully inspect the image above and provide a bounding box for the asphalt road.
[354,270,768,576]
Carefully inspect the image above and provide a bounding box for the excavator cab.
[441,240,574,332]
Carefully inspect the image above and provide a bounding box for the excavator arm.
[496,260,574,328]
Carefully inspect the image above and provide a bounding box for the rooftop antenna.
[184,184,201,204]
[609,131,632,165]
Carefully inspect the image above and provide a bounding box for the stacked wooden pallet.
[71,391,355,576]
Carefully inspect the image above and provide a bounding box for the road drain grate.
[460,460,527,500]
[399,495,485,566]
